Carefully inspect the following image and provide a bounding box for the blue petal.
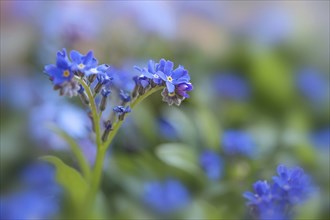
[44,64,57,76]
[142,68,154,79]
[156,70,167,81]
[172,66,187,80]
[70,50,82,64]
[166,81,175,93]
[83,51,94,65]
[148,60,155,73]
[164,60,174,76]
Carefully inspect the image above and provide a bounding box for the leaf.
[194,107,220,150]
[156,143,201,175]
[40,156,88,208]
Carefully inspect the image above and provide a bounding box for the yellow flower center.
[63,70,70,77]
[78,63,85,69]
[168,92,175,97]
[167,76,173,82]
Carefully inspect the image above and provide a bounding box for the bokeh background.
[0,1,329,219]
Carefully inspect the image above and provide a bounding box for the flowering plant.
[42,48,193,217]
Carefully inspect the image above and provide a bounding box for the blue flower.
[119,90,131,102]
[113,106,131,115]
[296,67,329,104]
[243,165,314,220]
[176,82,193,98]
[143,179,190,214]
[221,130,255,157]
[44,48,73,85]
[199,150,223,180]
[0,162,61,220]
[85,64,109,76]
[213,73,250,101]
[272,165,313,204]
[157,117,178,140]
[133,75,150,89]
[70,50,98,75]
[134,60,163,85]
[311,127,330,150]
[0,191,60,220]
[156,59,190,94]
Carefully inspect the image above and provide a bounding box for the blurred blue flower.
[221,130,255,157]
[243,165,314,220]
[199,150,223,180]
[0,191,60,220]
[21,163,61,195]
[273,165,313,204]
[107,67,136,92]
[0,162,61,220]
[311,127,330,150]
[296,67,329,104]
[213,74,250,101]
[157,117,178,140]
[143,179,190,214]
[248,6,292,45]
[44,48,73,86]
[29,101,90,150]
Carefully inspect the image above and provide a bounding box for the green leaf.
[46,123,91,180]
[156,143,201,175]
[194,107,220,150]
[40,156,88,208]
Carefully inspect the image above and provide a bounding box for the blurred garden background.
[0,1,329,219]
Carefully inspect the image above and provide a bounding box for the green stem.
[103,86,164,150]
[76,77,163,216]
[75,76,102,148]
[47,123,91,180]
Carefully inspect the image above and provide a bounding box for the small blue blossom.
[101,88,111,97]
[85,64,110,76]
[221,130,255,157]
[176,82,193,98]
[143,179,190,214]
[113,106,131,115]
[134,60,163,85]
[44,48,73,86]
[243,165,314,220]
[119,90,131,102]
[199,150,223,180]
[70,50,98,75]
[133,75,150,89]
[156,59,190,94]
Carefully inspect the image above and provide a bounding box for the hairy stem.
[75,76,102,148]
[102,86,164,150]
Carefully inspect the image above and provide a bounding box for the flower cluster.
[44,49,193,144]
[243,165,314,220]
[134,59,193,106]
